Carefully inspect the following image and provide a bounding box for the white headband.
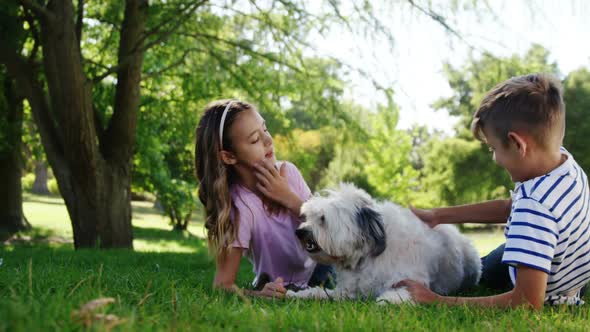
[219,101,234,150]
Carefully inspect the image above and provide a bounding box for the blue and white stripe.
[502,148,590,304]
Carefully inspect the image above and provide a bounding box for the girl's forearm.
[214,283,285,299]
[434,199,511,225]
[214,283,260,297]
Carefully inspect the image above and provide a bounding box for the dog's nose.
[295,228,311,240]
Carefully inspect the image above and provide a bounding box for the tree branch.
[84,58,110,72]
[23,9,40,64]
[84,14,120,30]
[406,0,476,50]
[19,0,55,21]
[101,0,148,163]
[139,0,208,47]
[245,0,310,69]
[0,45,68,177]
[91,0,208,84]
[209,47,276,117]
[76,0,84,48]
[91,64,120,84]
[180,32,303,73]
[93,102,105,141]
[143,47,207,78]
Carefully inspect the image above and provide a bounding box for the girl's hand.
[254,160,303,214]
[410,206,439,228]
[258,277,287,298]
[394,279,439,304]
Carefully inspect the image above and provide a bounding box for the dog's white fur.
[287,184,481,304]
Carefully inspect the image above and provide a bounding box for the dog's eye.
[320,215,325,224]
[306,241,317,251]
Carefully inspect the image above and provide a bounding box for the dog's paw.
[376,288,414,305]
[285,287,333,300]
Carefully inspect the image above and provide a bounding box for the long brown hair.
[195,99,252,257]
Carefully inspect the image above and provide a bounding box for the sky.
[308,0,590,134]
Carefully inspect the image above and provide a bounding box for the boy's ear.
[220,150,237,165]
[507,131,528,157]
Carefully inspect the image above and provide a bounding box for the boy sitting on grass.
[401,73,590,309]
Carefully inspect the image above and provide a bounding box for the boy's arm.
[397,265,547,310]
[412,199,512,227]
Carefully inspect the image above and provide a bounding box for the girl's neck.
[238,176,258,193]
[233,166,285,216]
[232,165,258,193]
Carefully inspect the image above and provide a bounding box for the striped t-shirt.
[502,148,590,305]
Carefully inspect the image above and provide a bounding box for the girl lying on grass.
[195,99,334,298]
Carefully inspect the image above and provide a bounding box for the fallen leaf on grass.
[75,297,115,315]
[71,297,126,330]
[93,314,127,330]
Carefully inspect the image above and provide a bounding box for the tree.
[433,44,559,139]
[362,100,420,205]
[0,67,31,238]
[18,100,51,195]
[421,44,559,206]
[563,68,590,173]
[0,1,149,248]
[0,0,483,247]
[419,137,511,206]
[309,98,420,204]
[131,23,348,229]
[0,3,30,238]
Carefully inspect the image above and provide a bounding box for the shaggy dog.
[287,184,481,304]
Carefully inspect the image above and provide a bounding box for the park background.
[1,0,590,330]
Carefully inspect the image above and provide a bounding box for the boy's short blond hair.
[471,73,565,148]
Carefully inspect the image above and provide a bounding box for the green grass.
[1,194,590,331]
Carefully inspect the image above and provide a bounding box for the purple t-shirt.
[230,161,315,288]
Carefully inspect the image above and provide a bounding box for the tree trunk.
[31,160,50,194]
[0,72,31,238]
[58,162,133,248]
[37,0,146,248]
[0,0,147,248]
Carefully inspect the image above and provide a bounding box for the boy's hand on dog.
[395,279,439,304]
[410,206,439,228]
[259,277,287,298]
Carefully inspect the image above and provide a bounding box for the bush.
[21,173,35,192]
[48,179,60,195]
[274,128,335,191]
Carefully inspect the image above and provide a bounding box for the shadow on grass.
[131,203,163,216]
[2,226,73,249]
[132,225,206,252]
[0,241,256,299]
[2,223,206,254]
[22,195,66,206]
[0,244,214,282]
[131,203,204,227]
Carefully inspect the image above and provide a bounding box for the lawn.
[1,194,589,331]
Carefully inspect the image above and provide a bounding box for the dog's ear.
[356,206,386,257]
